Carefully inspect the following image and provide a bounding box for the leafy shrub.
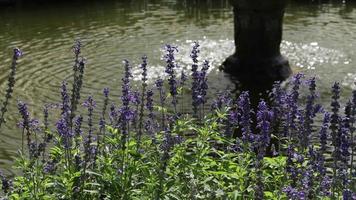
[0,41,355,200]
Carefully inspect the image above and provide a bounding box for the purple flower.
[17,101,30,130]
[0,48,22,129]
[190,41,200,68]
[319,112,330,154]
[339,117,351,187]
[103,87,110,98]
[330,82,341,192]
[119,60,136,130]
[302,77,320,149]
[237,91,252,144]
[180,71,187,87]
[56,117,72,149]
[256,100,273,148]
[330,82,341,139]
[17,101,34,151]
[270,81,286,126]
[137,56,149,142]
[60,81,71,118]
[74,115,83,137]
[283,73,304,139]
[140,55,148,83]
[43,160,56,174]
[283,186,306,200]
[164,44,179,112]
[0,171,12,194]
[14,48,22,58]
[211,91,233,111]
[191,42,200,116]
[100,88,110,132]
[254,101,274,200]
[109,103,118,126]
[83,96,96,144]
[343,189,356,200]
[319,176,332,197]
[72,40,82,57]
[199,60,210,105]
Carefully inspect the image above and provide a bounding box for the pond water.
[0,0,355,172]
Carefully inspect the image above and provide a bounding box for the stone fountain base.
[222,54,291,84]
[223,0,292,84]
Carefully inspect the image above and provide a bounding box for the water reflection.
[0,0,355,173]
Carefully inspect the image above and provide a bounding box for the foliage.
[0,41,355,200]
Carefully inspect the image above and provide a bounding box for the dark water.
[0,0,355,172]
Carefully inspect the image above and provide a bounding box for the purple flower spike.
[103,87,109,98]
[14,48,22,59]
[60,81,71,118]
[164,44,179,113]
[256,100,273,149]
[0,48,22,128]
[237,91,252,144]
[56,117,72,149]
[140,55,148,83]
[0,171,12,194]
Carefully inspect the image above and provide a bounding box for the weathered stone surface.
[222,0,292,84]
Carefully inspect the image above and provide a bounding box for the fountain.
[222,0,292,85]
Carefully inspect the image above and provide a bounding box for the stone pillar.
[222,0,292,84]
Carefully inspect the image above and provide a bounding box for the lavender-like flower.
[237,91,252,144]
[330,82,341,197]
[343,189,356,200]
[191,42,200,116]
[270,81,286,137]
[118,60,136,138]
[100,88,110,131]
[43,105,49,133]
[283,186,306,200]
[254,100,273,199]
[0,48,22,129]
[0,171,12,194]
[302,77,320,150]
[17,101,31,152]
[319,176,332,197]
[74,115,83,137]
[56,117,72,149]
[211,91,233,111]
[43,159,56,174]
[83,96,96,146]
[70,42,86,127]
[256,100,273,149]
[330,82,341,144]
[339,118,351,188]
[137,56,149,144]
[60,81,71,119]
[198,60,210,115]
[351,87,356,180]
[100,88,110,149]
[109,103,118,125]
[164,44,179,113]
[141,55,148,83]
[283,73,304,139]
[319,112,330,155]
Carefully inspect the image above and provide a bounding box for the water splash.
[132,38,352,83]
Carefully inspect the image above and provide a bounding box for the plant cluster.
[0,41,355,200]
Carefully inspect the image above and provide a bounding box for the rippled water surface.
[0,0,355,171]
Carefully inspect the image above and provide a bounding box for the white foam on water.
[132,38,352,85]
